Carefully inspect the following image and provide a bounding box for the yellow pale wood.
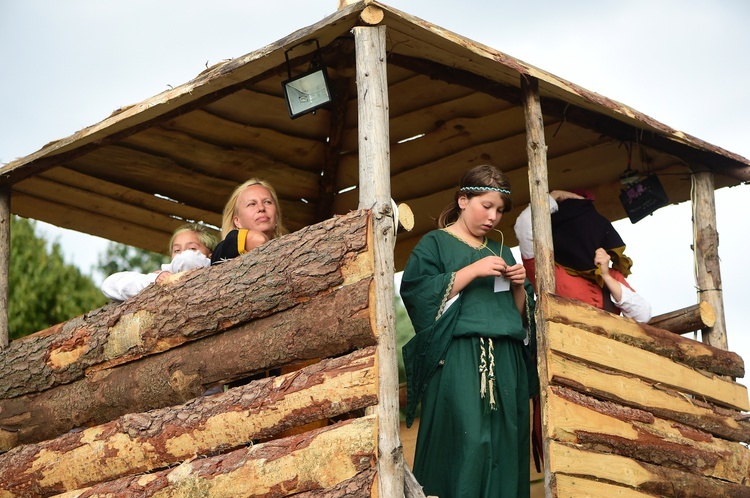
[547,322,749,411]
[549,441,656,488]
[546,389,750,484]
[547,353,743,434]
[54,415,377,498]
[20,354,377,495]
[554,474,654,497]
[544,294,723,360]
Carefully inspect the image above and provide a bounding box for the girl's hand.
[594,248,611,276]
[502,263,526,286]
[471,256,509,278]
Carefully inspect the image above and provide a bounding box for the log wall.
[0,210,380,498]
[541,293,750,497]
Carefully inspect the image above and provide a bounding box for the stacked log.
[541,293,750,497]
[0,210,379,497]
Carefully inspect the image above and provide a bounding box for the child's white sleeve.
[101,272,159,302]
[611,285,652,322]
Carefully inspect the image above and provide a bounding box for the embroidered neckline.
[441,228,487,250]
[441,228,503,257]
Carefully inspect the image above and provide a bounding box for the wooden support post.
[521,75,554,497]
[354,23,403,498]
[691,168,727,350]
[0,185,9,350]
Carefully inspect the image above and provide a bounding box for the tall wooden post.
[0,185,10,349]
[354,24,403,497]
[521,75,554,497]
[691,168,728,350]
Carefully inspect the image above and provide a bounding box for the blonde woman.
[211,178,287,264]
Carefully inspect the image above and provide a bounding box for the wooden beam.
[543,294,743,378]
[0,277,377,451]
[521,75,554,496]
[547,322,749,411]
[354,24,403,498]
[548,352,750,443]
[386,52,750,182]
[547,386,750,485]
[691,168,728,350]
[0,185,8,349]
[549,441,750,497]
[49,416,377,498]
[318,62,354,222]
[649,301,716,335]
[0,210,370,401]
[0,348,378,496]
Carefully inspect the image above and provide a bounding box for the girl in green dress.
[401,164,536,498]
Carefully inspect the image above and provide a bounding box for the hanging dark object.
[282,39,333,119]
[619,174,669,223]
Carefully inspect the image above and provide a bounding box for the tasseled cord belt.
[479,337,497,413]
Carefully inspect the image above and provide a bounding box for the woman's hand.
[550,190,584,203]
[594,248,611,275]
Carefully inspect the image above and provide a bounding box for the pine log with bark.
[543,293,744,378]
[52,416,376,498]
[0,276,376,451]
[0,210,370,400]
[547,386,750,485]
[0,347,378,497]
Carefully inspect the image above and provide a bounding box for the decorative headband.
[460,186,511,195]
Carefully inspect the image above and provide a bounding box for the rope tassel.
[479,338,497,413]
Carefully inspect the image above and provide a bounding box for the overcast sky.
[2,1,749,383]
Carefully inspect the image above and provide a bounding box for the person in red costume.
[513,189,651,322]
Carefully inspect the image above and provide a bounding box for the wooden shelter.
[1,1,749,496]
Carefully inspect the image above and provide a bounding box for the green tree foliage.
[97,242,167,277]
[8,217,107,340]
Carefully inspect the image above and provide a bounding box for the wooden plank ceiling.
[2,1,749,270]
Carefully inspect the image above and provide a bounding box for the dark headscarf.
[551,199,632,286]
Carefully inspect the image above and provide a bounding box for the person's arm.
[101,271,162,302]
[595,248,652,322]
[613,285,652,322]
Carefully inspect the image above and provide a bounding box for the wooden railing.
[0,210,380,497]
[539,293,750,496]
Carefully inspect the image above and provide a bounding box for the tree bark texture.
[648,301,716,335]
[0,347,377,497]
[0,275,376,451]
[547,386,750,485]
[691,169,728,350]
[548,352,750,443]
[549,441,750,498]
[543,293,743,378]
[547,321,748,411]
[51,416,376,498]
[354,24,403,498]
[0,210,370,400]
[542,296,750,497]
[0,185,9,350]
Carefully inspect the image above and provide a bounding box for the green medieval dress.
[401,229,537,498]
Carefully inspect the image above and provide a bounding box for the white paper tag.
[494,275,510,293]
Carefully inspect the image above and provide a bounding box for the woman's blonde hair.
[169,223,219,254]
[220,178,287,238]
[437,164,513,228]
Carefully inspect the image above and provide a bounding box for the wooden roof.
[2,0,749,269]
